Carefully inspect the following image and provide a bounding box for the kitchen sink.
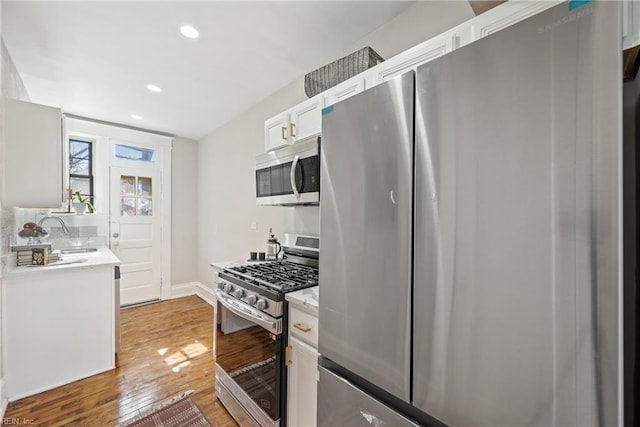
[59,247,98,254]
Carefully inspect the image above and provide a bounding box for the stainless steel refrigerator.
[318,2,621,426]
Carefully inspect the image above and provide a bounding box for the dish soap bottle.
[266,228,282,260]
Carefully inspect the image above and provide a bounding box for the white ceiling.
[2,1,416,140]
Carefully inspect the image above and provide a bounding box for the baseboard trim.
[170,282,199,299]
[195,283,216,307]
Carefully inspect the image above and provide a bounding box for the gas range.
[225,260,318,291]
[214,233,319,427]
[217,233,319,318]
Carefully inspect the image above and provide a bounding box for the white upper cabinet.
[468,1,560,41]
[266,0,638,151]
[370,27,469,84]
[265,94,324,151]
[324,76,366,107]
[290,95,324,143]
[2,98,66,208]
[265,112,290,151]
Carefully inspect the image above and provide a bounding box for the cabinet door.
[469,0,560,40]
[3,99,65,208]
[265,112,290,151]
[290,95,324,143]
[374,32,453,85]
[287,336,318,427]
[324,77,365,107]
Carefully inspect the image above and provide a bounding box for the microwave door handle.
[290,154,301,199]
[215,290,281,335]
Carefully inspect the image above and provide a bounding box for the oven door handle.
[216,290,282,335]
[290,154,301,199]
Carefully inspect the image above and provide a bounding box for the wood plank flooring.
[3,295,238,426]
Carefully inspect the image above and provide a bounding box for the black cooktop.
[225,260,318,292]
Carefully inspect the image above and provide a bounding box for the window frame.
[69,138,95,208]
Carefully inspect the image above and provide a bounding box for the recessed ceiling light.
[131,114,143,120]
[180,25,199,39]
[146,84,162,93]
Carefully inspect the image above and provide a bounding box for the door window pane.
[114,144,157,162]
[121,197,136,216]
[137,177,152,197]
[119,175,153,217]
[137,198,152,216]
[120,176,135,195]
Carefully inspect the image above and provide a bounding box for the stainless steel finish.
[290,154,300,199]
[59,247,98,254]
[317,367,419,427]
[216,368,273,427]
[10,243,52,252]
[234,289,245,299]
[413,3,620,426]
[37,216,70,233]
[114,265,121,353]
[247,295,257,306]
[256,136,318,167]
[256,136,320,206]
[256,192,318,206]
[218,279,283,317]
[281,233,320,255]
[319,72,414,401]
[215,290,282,335]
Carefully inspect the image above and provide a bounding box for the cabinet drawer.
[289,306,318,348]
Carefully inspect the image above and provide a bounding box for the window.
[120,175,153,216]
[114,144,157,162]
[69,139,94,206]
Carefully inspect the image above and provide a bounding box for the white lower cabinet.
[287,335,318,427]
[3,265,116,400]
[286,298,319,427]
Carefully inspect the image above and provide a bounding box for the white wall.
[196,1,474,286]
[171,137,198,287]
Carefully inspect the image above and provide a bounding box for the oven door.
[215,290,284,427]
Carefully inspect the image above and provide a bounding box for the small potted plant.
[72,191,95,214]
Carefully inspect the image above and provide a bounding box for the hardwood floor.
[3,295,238,426]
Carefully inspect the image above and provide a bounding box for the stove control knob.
[256,299,269,310]
[223,283,233,293]
[234,289,245,299]
[247,295,258,305]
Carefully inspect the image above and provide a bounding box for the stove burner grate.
[227,261,318,291]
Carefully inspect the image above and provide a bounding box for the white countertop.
[5,246,120,277]
[286,286,319,313]
[210,259,244,271]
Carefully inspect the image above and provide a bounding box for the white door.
[110,166,162,305]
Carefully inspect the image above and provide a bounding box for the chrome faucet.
[37,216,70,233]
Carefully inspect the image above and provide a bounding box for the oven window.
[216,316,281,421]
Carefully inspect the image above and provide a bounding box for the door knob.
[113,232,120,238]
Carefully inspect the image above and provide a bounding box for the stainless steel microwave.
[255,136,320,206]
